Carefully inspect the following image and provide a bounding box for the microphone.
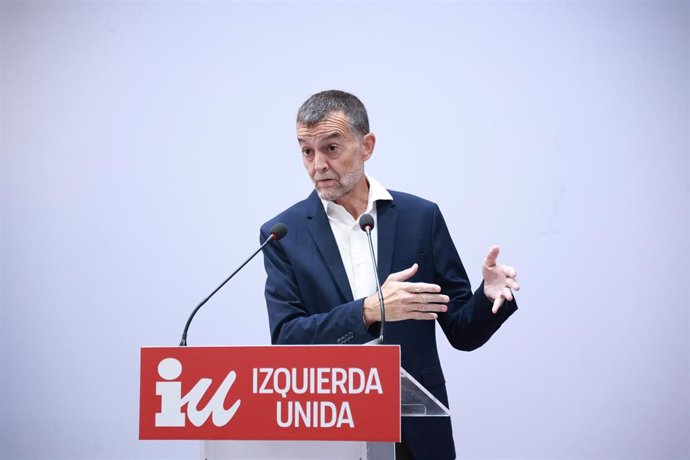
[359,214,385,344]
[179,222,288,346]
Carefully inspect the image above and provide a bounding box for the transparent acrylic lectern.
[202,367,450,460]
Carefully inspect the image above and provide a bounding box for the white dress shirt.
[321,175,394,300]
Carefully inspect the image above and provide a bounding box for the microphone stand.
[179,223,287,346]
[360,214,385,344]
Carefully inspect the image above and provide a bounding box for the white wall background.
[1,1,688,459]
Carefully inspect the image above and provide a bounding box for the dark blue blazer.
[261,189,517,460]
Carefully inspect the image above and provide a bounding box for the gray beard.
[316,165,364,202]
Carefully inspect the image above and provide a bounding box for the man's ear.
[361,132,376,161]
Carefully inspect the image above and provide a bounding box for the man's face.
[297,112,374,202]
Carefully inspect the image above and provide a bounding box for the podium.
[140,346,449,460]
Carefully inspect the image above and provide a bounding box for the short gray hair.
[296,90,370,138]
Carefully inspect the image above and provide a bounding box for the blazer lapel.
[306,193,354,302]
[376,199,398,282]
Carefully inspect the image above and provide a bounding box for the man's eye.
[302,148,312,156]
[328,145,338,152]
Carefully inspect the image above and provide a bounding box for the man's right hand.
[363,263,449,327]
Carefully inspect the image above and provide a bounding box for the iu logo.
[155,357,241,427]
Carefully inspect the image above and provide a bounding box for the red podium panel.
[140,345,401,442]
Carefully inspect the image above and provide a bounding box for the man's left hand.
[482,245,520,314]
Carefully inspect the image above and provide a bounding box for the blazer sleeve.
[260,224,378,345]
[431,204,518,351]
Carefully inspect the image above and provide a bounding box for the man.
[260,90,519,459]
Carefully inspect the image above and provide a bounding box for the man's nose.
[314,151,329,172]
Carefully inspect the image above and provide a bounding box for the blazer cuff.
[335,299,379,344]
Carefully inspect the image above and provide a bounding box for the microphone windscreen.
[359,214,375,231]
[270,222,288,240]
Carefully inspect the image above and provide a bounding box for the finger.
[506,279,520,291]
[413,294,449,305]
[407,311,440,321]
[501,265,517,279]
[403,283,444,294]
[387,263,418,282]
[407,303,448,313]
[502,286,513,302]
[491,295,505,314]
[483,245,500,268]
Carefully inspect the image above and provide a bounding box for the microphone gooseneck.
[359,213,385,344]
[179,222,288,346]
